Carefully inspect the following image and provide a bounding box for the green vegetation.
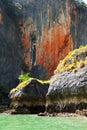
[54,45,87,73]
[10,45,87,94]
[18,73,30,83]
[10,74,50,94]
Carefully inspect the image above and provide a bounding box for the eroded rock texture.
[46,46,87,113]
[0,0,87,89]
[15,0,87,78]
[10,79,49,114]
[0,0,23,90]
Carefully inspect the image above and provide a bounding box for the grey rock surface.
[0,1,23,90]
[10,79,49,114]
[46,66,87,113]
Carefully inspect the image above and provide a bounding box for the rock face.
[0,0,87,90]
[0,1,23,90]
[14,0,87,78]
[10,79,49,114]
[46,46,87,113]
[0,0,87,101]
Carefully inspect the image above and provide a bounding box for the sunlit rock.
[46,46,87,113]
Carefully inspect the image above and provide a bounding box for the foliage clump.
[54,45,87,73]
[18,73,30,82]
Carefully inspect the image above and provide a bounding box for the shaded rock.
[9,79,49,114]
[46,46,87,114]
[0,1,23,91]
[0,105,9,113]
[76,109,87,117]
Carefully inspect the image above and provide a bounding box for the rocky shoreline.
[0,105,9,113]
[38,109,87,117]
[0,105,87,118]
[1,47,87,118]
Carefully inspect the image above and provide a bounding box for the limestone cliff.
[0,0,87,90]
[0,0,23,90]
[14,0,87,78]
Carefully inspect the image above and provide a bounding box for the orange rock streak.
[20,2,73,77]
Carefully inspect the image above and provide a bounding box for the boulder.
[9,79,49,114]
[76,109,87,117]
[46,46,87,113]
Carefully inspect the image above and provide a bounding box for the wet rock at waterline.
[9,79,49,114]
[46,46,87,113]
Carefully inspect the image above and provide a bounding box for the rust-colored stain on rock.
[20,1,75,78]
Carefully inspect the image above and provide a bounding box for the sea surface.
[0,114,87,130]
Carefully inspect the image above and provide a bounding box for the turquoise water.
[0,115,87,130]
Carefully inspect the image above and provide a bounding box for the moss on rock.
[46,45,87,113]
[54,45,87,73]
[10,78,50,94]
